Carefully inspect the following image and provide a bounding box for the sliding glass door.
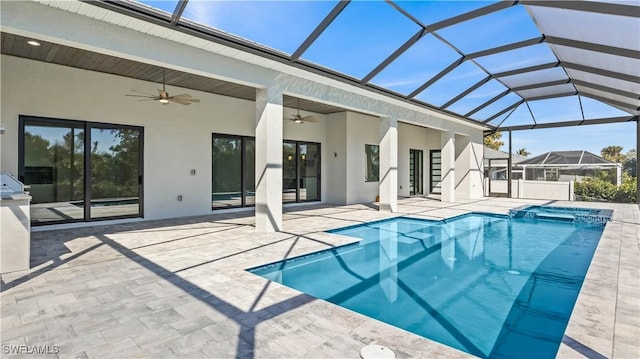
[21,119,85,223]
[211,134,256,209]
[282,142,298,204]
[19,116,143,225]
[283,141,321,203]
[409,149,423,195]
[90,126,142,219]
[299,143,320,201]
[212,136,243,208]
[212,134,320,210]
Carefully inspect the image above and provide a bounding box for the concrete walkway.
[1,198,638,358]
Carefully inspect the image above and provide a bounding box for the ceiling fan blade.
[169,98,193,105]
[125,94,153,98]
[138,98,157,102]
[171,94,193,99]
[302,115,320,123]
[129,89,155,96]
[169,95,199,103]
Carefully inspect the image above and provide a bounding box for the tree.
[516,148,530,157]
[601,145,624,163]
[484,132,503,150]
[623,148,636,177]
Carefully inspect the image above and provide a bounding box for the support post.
[379,116,398,212]
[441,131,455,202]
[255,87,283,232]
[508,130,512,199]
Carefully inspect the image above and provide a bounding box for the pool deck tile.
[1,198,638,358]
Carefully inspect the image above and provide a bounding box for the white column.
[616,164,622,186]
[255,87,283,232]
[453,134,484,200]
[469,137,485,199]
[441,130,455,202]
[379,116,398,212]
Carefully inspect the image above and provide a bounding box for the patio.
[1,197,638,358]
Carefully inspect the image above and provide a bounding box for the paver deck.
[1,198,638,358]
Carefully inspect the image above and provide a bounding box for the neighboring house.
[517,150,622,186]
[484,149,622,200]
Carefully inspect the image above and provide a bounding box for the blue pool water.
[249,212,608,358]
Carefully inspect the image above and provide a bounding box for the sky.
[136,0,637,158]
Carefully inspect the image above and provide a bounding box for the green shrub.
[574,174,637,203]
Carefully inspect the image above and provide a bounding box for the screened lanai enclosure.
[87,0,639,128]
[518,150,623,185]
[84,0,639,203]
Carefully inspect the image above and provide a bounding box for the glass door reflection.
[212,136,242,208]
[90,127,142,219]
[22,122,85,223]
[299,143,320,201]
[283,142,297,203]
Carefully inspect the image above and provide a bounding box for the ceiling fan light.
[159,99,169,104]
[294,119,303,124]
[26,40,41,46]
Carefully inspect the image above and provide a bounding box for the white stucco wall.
[0,55,328,220]
[453,134,484,200]
[345,112,381,204]
[325,112,348,205]
[397,122,441,197]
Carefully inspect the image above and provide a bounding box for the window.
[212,134,320,209]
[212,134,254,209]
[430,150,442,194]
[19,116,143,225]
[365,144,379,182]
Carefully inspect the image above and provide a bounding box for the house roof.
[517,150,618,166]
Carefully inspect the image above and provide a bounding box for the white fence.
[485,179,575,201]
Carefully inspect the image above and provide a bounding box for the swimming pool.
[249,211,608,358]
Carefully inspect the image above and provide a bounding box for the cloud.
[182,0,222,27]
[376,77,423,88]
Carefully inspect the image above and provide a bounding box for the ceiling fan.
[285,99,320,124]
[125,69,200,106]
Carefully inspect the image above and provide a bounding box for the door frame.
[429,149,442,194]
[409,149,424,195]
[19,115,144,225]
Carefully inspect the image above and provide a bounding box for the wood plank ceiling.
[1,32,348,114]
